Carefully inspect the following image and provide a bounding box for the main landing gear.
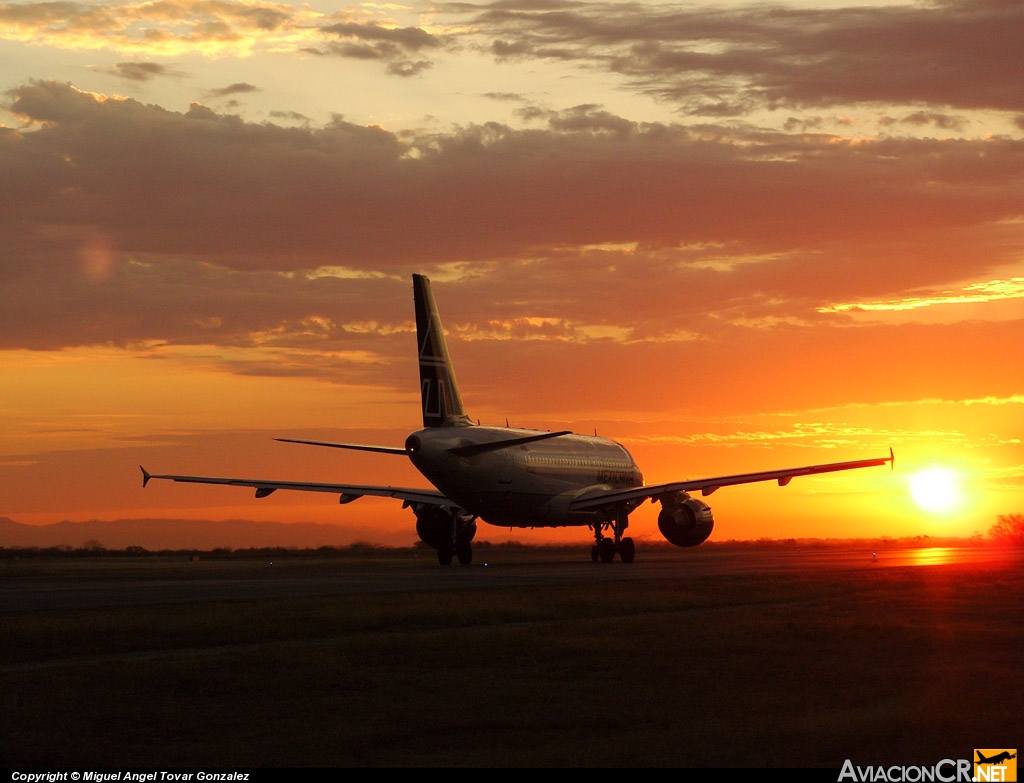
[438,536,474,566]
[590,507,635,564]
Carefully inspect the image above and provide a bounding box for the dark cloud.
[314,21,442,75]
[327,41,383,60]
[386,59,432,77]
[109,62,182,82]
[236,5,290,31]
[880,111,969,132]
[206,82,259,98]
[545,104,633,135]
[321,22,440,51]
[13,1,1020,112]
[456,0,1024,114]
[491,38,534,58]
[2,81,1022,374]
[270,109,311,123]
[0,252,411,373]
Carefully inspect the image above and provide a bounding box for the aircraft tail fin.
[413,274,472,428]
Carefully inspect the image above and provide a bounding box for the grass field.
[1,550,1020,767]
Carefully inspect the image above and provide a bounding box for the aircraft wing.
[139,466,457,508]
[570,450,893,511]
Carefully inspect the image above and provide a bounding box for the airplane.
[141,273,894,565]
[977,752,1017,765]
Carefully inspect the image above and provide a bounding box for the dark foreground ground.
[1,544,1020,767]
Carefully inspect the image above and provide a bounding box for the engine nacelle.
[414,506,451,549]
[657,493,715,547]
[414,505,476,550]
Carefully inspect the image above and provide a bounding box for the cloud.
[315,21,442,75]
[619,421,921,450]
[205,82,260,98]
[4,83,1022,270]
[819,278,1024,314]
[269,109,311,123]
[453,0,1024,115]
[0,0,307,56]
[109,62,184,82]
[1,79,1023,420]
[7,1,1023,104]
[321,21,441,52]
[0,1,440,75]
[386,59,432,77]
[882,111,969,133]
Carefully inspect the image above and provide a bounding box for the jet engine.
[656,491,715,547]
[414,505,451,550]
[412,505,477,549]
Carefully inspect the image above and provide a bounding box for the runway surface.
[2,545,1019,613]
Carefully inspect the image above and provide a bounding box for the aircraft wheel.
[619,537,635,564]
[456,543,473,565]
[437,546,454,566]
[591,545,600,563]
[598,538,616,563]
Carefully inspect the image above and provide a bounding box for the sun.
[909,467,962,514]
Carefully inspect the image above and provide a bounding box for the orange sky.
[1,0,1022,547]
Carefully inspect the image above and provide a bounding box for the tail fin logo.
[413,274,471,428]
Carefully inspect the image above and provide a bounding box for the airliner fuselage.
[406,426,643,528]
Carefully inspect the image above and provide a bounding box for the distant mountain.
[0,517,396,550]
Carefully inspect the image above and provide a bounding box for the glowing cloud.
[818,278,1024,314]
[0,1,427,62]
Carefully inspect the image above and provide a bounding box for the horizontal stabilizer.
[448,430,572,458]
[275,438,406,455]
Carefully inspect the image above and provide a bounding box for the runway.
[4,544,1021,767]
[2,544,1018,613]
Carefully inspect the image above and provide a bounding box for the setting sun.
[910,468,963,514]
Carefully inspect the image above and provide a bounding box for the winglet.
[140,466,152,488]
[889,447,895,470]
